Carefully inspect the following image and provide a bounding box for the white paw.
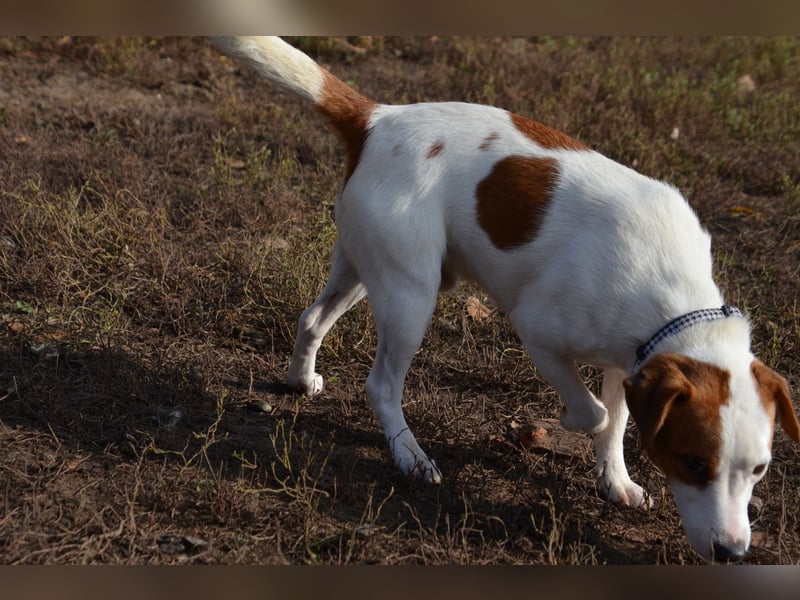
[388,431,442,484]
[597,476,653,509]
[404,455,443,484]
[286,372,324,396]
[560,401,609,435]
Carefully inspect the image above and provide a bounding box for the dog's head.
[624,352,800,562]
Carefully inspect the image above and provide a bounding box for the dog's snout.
[711,542,746,563]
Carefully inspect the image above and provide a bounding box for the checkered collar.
[631,304,743,373]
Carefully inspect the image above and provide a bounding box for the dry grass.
[1,36,799,564]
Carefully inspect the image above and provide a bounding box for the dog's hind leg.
[287,241,366,395]
[364,274,442,483]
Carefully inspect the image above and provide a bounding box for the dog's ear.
[624,354,696,451]
[751,360,800,444]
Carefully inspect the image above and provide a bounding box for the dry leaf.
[7,321,25,333]
[736,74,756,93]
[518,426,548,449]
[729,205,754,216]
[65,458,83,471]
[465,296,493,321]
[42,328,68,342]
[265,236,289,250]
[750,531,773,549]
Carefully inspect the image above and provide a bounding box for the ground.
[1,36,799,564]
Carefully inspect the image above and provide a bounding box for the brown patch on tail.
[476,155,558,250]
[318,71,376,183]
[511,113,589,151]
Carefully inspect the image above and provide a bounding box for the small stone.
[168,408,186,420]
[28,343,62,360]
[157,533,209,554]
[624,529,650,544]
[255,401,273,413]
[183,535,209,551]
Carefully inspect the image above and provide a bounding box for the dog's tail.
[216,36,376,181]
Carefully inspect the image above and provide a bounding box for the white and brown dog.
[218,37,800,562]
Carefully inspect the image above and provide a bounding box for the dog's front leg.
[593,368,652,508]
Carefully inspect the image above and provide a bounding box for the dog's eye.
[752,463,768,478]
[680,456,710,481]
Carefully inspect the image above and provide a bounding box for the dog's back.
[346,100,721,364]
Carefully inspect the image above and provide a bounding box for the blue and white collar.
[631,304,743,373]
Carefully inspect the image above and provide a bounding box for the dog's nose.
[712,542,746,563]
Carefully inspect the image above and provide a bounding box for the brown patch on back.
[427,142,445,158]
[479,132,501,150]
[624,354,731,487]
[318,71,377,183]
[511,113,589,151]
[476,155,558,250]
[751,359,800,444]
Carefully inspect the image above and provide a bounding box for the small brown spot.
[624,354,730,487]
[318,71,377,183]
[479,132,501,151]
[475,155,558,250]
[427,141,445,158]
[511,113,589,151]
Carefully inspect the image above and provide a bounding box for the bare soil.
[1,36,799,564]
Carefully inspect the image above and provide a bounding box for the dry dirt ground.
[1,36,799,564]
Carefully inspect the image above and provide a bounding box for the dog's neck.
[640,313,753,373]
[632,306,744,373]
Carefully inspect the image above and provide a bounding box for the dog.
[217,36,800,562]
